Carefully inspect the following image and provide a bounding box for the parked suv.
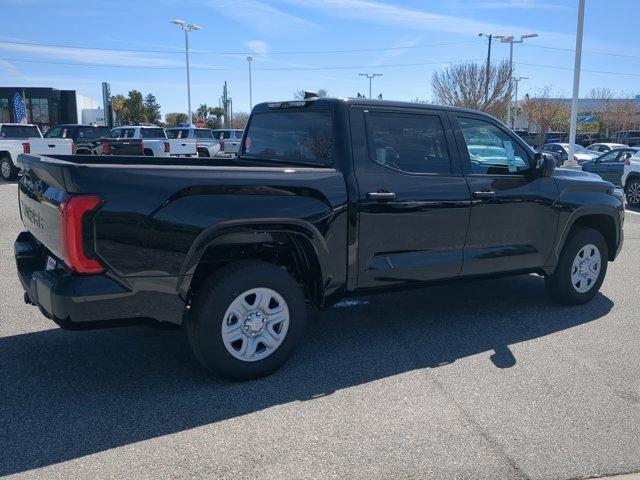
[165,127,221,158]
[15,97,624,380]
[211,128,244,156]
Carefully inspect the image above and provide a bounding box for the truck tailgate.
[168,138,197,156]
[29,138,74,155]
[17,154,69,260]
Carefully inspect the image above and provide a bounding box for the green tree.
[195,104,225,129]
[143,93,161,124]
[123,90,145,124]
[110,94,128,126]
[165,112,188,127]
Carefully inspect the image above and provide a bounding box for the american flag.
[13,91,28,124]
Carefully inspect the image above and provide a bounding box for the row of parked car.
[0,122,244,181]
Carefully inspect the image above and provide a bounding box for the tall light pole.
[246,56,253,110]
[478,33,494,107]
[358,73,382,99]
[495,33,538,127]
[512,76,529,129]
[567,0,586,168]
[170,19,202,126]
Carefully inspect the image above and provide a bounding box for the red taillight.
[71,141,77,155]
[164,141,170,153]
[59,195,104,274]
[102,141,110,154]
[139,141,144,155]
[219,140,225,152]
[22,142,30,154]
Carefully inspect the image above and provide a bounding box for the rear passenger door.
[351,107,471,289]
[449,113,559,276]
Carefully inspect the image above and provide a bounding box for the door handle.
[48,144,56,148]
[367,191,397,201]
[473,191,496,199]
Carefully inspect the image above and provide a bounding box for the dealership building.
[0,87,100,131]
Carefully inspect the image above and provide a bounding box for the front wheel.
[545,226,608,305]
[0,156,18,181]
[186,261,307,380]
[625,179,640,207]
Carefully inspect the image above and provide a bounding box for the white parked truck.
[0,123,74,181]
[165,127,222,158]
[102,125,197,157]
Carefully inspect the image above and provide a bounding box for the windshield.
[243,110,333,165]
[1,125,40,138]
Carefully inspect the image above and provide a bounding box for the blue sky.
[1,0,638,118]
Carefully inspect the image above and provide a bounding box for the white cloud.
[280,0,571,45]
[199,0,317,34]
[245,40,270,55]
[465,0,572,10]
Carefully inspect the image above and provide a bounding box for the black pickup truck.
[14,97,624,380]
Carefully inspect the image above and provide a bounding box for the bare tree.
[520,86,570,133]
[293,89,329,99]
[431,61,511,120]
[232,112,250,129]
[588,89,639,134]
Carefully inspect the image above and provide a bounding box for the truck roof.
[251,97,504,120]
[0,123,38,127]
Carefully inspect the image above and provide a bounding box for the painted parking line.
[626,209,640,215]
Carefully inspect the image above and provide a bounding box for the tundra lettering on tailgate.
[22,203,44,230]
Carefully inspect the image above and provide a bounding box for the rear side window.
[140,128,166,139]
[365,111,451,174]
[195,129,212,139]
[213,130,232,139]
[166,129,190,139]
[243,111,333,165]
[457,117,530,175]
[1,125,40,138]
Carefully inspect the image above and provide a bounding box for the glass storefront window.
[0,98,10,123]
[27,98,50,126]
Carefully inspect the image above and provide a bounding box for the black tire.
[545,226,608,305]
[186,260,307,380]
[625,178,640,207]
[0,156,18,181]
[143,149,154,157]
[197,148,209,158]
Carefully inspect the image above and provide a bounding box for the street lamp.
[246,56,253,110]
[512,76,529,129]
[495,33,538,127]
[170,19,202,126]
[358,73,382,99]
[478,33,495,106]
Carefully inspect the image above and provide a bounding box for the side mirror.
[534,152,555,177]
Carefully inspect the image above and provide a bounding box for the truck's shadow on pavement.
[0,274,613,475]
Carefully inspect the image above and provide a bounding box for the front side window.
[458,117,530,174]
[213,130,232,139]
[365,111,451,174]
[43,127,63,138]
[243,110,333,165]
[598,150,619,163]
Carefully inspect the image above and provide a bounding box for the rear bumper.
[15,231,186,329]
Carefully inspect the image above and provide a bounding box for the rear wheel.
[0,156,18,181]
[186,260,307,380]
[625,178,640,207]
[545,226,608,305]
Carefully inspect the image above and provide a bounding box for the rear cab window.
[140,128,166,139]
[166,129,190,139]
[1,125,40,138]
[195,129,212,139]
[77,126,110,139]
[242,110,333,166]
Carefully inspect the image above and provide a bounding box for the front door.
[449,113,559,276]
[350,106,471,289]
[587,149,629,185]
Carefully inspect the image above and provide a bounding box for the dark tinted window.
[77,126,110,139]
[140,128,166,139]
[458,117,530,174]
[365,111,451,174]
[243,111,333,165]
[195,129,212,139]
[166,129,190,139]
[43,127,63,138]
[1,125,40,138]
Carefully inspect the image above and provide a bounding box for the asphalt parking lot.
[1,179,640,480]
